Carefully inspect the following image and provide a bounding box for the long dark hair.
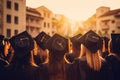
[11,41,38,67]
[48,51,66,80]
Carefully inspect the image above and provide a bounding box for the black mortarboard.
[111,34,120,54]
[9,31,34,55]
[79,30,102,53]
[45,34,68,54]
[0,35,4,44]
[70,34,82,50]
[35,31,51,50]
[0,35,4,40]
[0,35,4,53]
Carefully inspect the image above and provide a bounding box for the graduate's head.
[45,34,68,61]
[70,33,82,57]
[35,31,51,50]
[79,30,102,53]
[9,31,34,57]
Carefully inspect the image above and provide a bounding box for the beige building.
[0,0,3,34]
[96,6,120,38]
[0,0,26,38]
[26,7,43,37]
[36,6,56,36]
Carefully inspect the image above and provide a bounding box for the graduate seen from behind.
[67,30,111,80]
[105,34,120,80]
[35,31,51,65]
[45,33,68,80]
[65,33,83,80]
[0,35,9,70]
[0,31,48,80]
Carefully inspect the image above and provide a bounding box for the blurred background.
[0,0,120,39]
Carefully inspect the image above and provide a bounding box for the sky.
[26,0,120,21]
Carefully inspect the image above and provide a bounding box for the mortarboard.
[111,34,120,54]
[45,34,68,54]
[35,31,51,50]
[70,34,82,50]
[0,35,4,46]
[79,30,102,53]
[0,35,4,41]
[0,35,4,53]
[9,31,34,55]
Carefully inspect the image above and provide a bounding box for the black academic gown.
[0,63,49,80]
[66,57,111,80]
[0,54,9,71]
[105,54,120,80]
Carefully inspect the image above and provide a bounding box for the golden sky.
[26,0,120,21]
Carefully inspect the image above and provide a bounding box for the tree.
[53,15,72,38]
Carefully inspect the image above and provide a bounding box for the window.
[14,3,19,11]
[6,29,11,37]
[30,26,34,32]
[117,26,120,29]
[6,14,11,23]
[30,18,34,22]
[7,1,11,9]
[36,19,39,23]
[44,13,46,17]
[14,16,18,24]
[14,30,18,35]
[48,23,50,28]
[52,31,55,34]
[36,28,40,32]
[44,22,46,28]
[111,20,115,23]
[112,30,115,33]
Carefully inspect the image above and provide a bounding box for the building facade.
[26,7,43,37]
[36,6,56,36]
[0,0,26,38]
[0,0,3,35]
[96,6,120,38]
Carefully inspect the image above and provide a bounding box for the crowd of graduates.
[0,30,120,80]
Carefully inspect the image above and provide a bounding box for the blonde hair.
[43,49,49,63]
[108,40,111,53]
[102,40,106,52]
[32,40,38,55]
[80,44,102,71]
[30,41,38,67]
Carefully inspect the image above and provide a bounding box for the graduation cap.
[79,30,102,53]
[9,31,34,55]
[0,35,4,53]
[0,35,4,40]
[35,31,51,50]
[70,34,82,50]
[111,34,120,54]
[45,34,68,54]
